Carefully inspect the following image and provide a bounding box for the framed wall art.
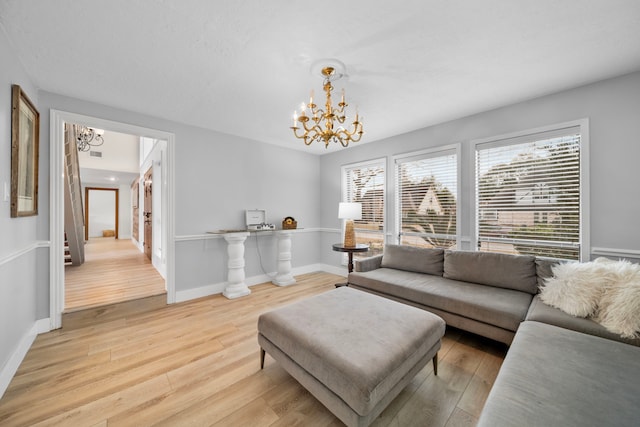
[11,84,40,217]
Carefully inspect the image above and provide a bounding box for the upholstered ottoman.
[257,287,445,427]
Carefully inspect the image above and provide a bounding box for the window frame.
[341,157,387,257]
[472,119,590,261]
[393,144,462,249]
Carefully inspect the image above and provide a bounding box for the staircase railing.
[64,124,85,266]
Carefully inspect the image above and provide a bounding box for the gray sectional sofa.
[349,244,640,426]
[349,245,542,345]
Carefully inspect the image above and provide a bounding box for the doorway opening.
[50,110,176,329]
[85,187,119,240]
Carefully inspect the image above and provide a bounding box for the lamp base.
[343,219,356,248]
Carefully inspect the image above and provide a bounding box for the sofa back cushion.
[535,257,562,290]
[380,244,444,276]
[443,250,537,294]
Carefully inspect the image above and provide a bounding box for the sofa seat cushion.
[526,295,640,347]
[349,268,532,332]
[478,321,640,427]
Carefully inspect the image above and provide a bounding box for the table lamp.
[338,202,362,248]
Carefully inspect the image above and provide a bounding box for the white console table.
[211,229,297,299]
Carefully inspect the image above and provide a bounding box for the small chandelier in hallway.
[76,126,105,152]
[291,59,364,149]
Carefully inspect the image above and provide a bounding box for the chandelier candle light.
[339,202,362,248]
[291,60,364,148]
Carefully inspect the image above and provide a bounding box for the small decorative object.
[282,216,297,229]
[11,84,40,217]
[338,202,362,248]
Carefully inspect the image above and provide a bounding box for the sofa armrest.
[355,254,383,272]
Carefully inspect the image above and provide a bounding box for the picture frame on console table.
[10,84,40,217]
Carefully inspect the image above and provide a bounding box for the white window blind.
[343,160,385,256]
[396,149,458,249]
[476,128,581,260]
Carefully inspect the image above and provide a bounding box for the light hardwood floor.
[0,273,507,426]
[64,237,166,312]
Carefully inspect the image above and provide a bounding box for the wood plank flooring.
[64,237,166,312]
[0,273,507,426]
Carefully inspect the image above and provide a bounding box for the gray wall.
[320,71,640,263]
[0,27,45,381]
[38,91,322,296]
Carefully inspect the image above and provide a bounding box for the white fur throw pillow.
[594,260,640,339]
[540,258,640,338]
[539,259,613,318]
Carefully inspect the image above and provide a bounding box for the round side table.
[332,243,369,287]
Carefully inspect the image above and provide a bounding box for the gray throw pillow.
[380,244,444,276]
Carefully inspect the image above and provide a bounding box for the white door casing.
[49,110,176,329]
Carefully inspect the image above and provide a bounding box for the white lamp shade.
[338,202,362,220]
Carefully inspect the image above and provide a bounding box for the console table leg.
[223,232,251,299]
[273,230,296,286]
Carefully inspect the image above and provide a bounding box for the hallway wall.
[0,27,48,398]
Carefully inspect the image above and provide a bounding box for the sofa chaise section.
[478,320,640,427]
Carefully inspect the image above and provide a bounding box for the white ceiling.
[80,167,139,188]
[77,129,140,186]
[2,0,640,155]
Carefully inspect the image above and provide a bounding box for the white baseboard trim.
[175,282,226,303]
[36,318,51,334]
[174,264,347,303]
[317,264,348,276]
[0,322,39,399]
[591,247,640,259]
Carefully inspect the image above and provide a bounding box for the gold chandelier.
[291,62,364,148]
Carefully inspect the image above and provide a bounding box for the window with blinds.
[396,148,458,249]
[343,160,385,256]
[476,127,581,260]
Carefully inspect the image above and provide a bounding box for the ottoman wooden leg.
[260,348,266,369]
[433,353,438,376]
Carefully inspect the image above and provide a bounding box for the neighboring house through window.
[475,120,588,260]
